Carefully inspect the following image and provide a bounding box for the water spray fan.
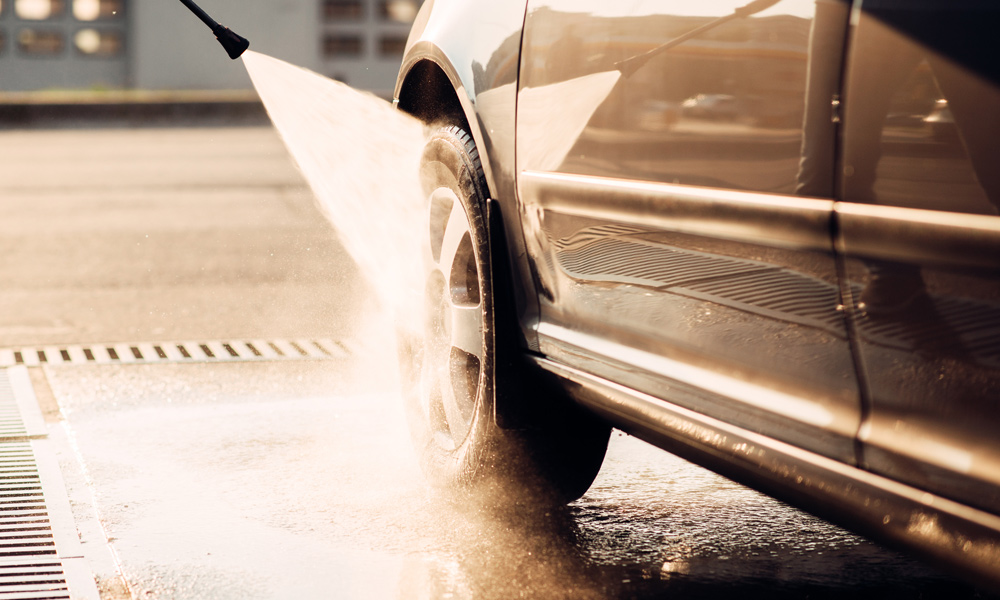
[177,0,249,59]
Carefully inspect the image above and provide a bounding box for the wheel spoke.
[450,304,485,360]
[440,359,473,444]
[419,344,447,428]
[422,185,483,449]
[438,198,471,275]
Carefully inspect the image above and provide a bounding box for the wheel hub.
[421,189,486,449]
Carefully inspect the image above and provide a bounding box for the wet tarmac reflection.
[46,361,980,599]
[396,433,979,600]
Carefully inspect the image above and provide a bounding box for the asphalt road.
[0,125,984,599]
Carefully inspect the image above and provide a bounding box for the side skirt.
[531,356,1000,591]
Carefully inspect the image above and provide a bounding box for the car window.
[518,0,849,197]
[841,0,1000,215]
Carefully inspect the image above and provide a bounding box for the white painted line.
[111,344,136,364]
[228,341,257,360]
[183,342,210,361]
[292,339,324,358]
[160,343,188,361]
[226,341,256,360]
[66,346,89,364]
[248,339,280,359]
[91,346,114,365]
[42,346,64,365]
[270,339,298,359]
[333,338,362,356]
[0,339,350,366]
[137,343,161,363]
[204,341,229,361]
[315,338,349,358]
[18,350,40,367]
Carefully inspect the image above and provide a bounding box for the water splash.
[242,50,427,331]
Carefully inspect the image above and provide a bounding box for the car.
[680,93,742,121]
[392,0,1000,589]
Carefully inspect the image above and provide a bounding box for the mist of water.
[242,50,427,339]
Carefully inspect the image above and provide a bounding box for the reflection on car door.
[515,0,862,462]
[838,0,1000,513]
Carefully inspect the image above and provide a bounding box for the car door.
[515,0,862,462]
[837,0,1000,512]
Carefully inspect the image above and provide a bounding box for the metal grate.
[0,338,354,368]
[0,370,87,600]
[0,378,29,440]
[0,558,70,599]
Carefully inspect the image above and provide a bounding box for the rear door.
[837,0,1000,512]
[515,0,862,462]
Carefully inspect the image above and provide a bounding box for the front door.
[515,0,862,462]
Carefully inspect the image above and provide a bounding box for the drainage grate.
[0,368,98,600]
[0,338,355,368]
[0,558,70,599]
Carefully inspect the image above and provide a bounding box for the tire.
[400,125,610,506]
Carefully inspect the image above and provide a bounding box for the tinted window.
[841,1,1000,215]
[519,0,849,196]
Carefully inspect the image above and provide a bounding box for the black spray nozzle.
[213,24,250,59]
[177,0,249,60]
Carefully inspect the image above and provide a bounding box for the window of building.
[323,0,362,21]
[15,0,65,20]
[378,34,406,57]
[74,27,120,55]
[323,34,364,58]
[17,28,64,54]
[379,0,418,23]
[73,0,122,21]
[323,34,362,57]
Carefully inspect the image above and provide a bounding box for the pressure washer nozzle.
[213,24,250,60]
[177,0,249,60]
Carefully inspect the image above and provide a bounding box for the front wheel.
[401,125,610,506]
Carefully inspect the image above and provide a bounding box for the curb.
[0,90,270,128]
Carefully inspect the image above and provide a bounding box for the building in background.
[0,0,420,95]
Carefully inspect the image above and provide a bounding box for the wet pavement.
[40,355,977,599]
[0,126,989,599]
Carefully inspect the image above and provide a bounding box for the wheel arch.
[395,50,498,201]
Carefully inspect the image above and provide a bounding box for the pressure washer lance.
[177,0,249,59]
